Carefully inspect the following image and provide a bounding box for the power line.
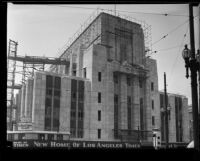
[149,45,183,55]
[49,5,189,17]
[169,24,189,85]
[152,20,189,46]
[152,15,198,47]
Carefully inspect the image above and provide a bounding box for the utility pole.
[189,3,199,150]
[164,72,169,148]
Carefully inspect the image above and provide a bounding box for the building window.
[46,89,52,96]
[127,96,131,132]
[114,94,118,138]
[73,70,76,76]
[54,77,61,89]
[113,73,118,84]
[70,128,76,138]
[152,116,155,126]
[98,72,101,82]
[139,79,142,88]
[160,94,164,108]
[46,75,53,88]
[78,129,83,138]
[152,100,154,110]
[120,43,127,62]
[78,110,83,120]
[140,98,144,130]
[98,92,101,103]
[151,82,154,91]
[98,110,101,121]
[127,76,131,86]
[71,110,76,120]
[98,129,101,139]
[72,92,76,100]
[168,110,171,120]
[83,68,86,78]
[54,90,60,97]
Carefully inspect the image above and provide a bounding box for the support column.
[132,76,140,130]
[24,78,34,121]
[20,84,26,119]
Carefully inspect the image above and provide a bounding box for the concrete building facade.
[188,105,193,141]
[159,92,190,143]
[14,12,160,142]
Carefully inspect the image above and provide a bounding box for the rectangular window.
[98,72,101,82]
[168,110,171,120]
[53,98,60,108]
[78,80,84,102]
[127,96,131,133]
[113,73,118,84]
[120,43,127,61]
[98,129,101,139]
[54,90,60,97]
[45,97,51,107]
[83,68,86,78]
[114,94,118,104]
[70,128,76,138]
[46,75,53,88]
[98,110,101,121]
[77,129,83,138]
[139,79,142,88]
[127,76,131,86]
[152,100,154,110]
[152,116,155,126]
[78,110,83,120]
[151,82,154,91]
[70,110,76,120]
[73,70,76,76]
[46,89,52,96]
[98,92,101,103]
[54,77,61,89]
[114,94,118,138]
[160,94,164,108]
[140,98,144,130]
[72,92,76,101]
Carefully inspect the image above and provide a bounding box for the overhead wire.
[168,23,189,85]
[151,14,199,47]
[152,20,189,46]
[48,4,189,17]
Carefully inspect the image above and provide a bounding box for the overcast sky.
[7,3,200,104]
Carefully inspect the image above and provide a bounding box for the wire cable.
[152,20,189,46]
[48,5,189,17]
[168,24,189,85]
[152,15,198,47]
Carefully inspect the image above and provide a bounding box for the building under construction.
[7,11,160,143]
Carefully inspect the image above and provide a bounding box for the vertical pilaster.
[119,74,127,130]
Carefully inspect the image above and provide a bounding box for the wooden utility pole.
[164,72,169,148]
[189,3,199,150]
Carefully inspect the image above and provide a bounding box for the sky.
[7,3,200,104]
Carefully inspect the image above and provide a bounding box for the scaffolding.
[7,40,70,130]
[7,39,18,130]
[54,8,152,60]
